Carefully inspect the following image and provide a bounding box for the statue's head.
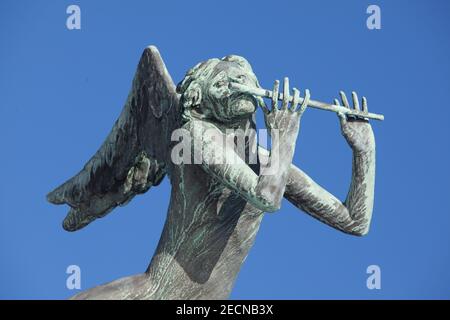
[177,55,260,123]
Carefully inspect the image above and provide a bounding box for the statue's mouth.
[228,92,258,110]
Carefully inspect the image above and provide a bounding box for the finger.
[271,80,280,111]
[362,96,368,113]
[281,77,289,110]
[352,91,360,111]
[339,91,350,108]
[335,98,349,119]
[337,111,347,127]
[257,96,269,114]
[299,89,310,115]
[290,88,300,111]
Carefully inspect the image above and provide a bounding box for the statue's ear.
[183,82,202,109]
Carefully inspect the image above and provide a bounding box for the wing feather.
[47,46,180,231]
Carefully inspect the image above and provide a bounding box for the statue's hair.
[176,55,258,122]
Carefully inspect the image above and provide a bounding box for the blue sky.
[1,0,449,299]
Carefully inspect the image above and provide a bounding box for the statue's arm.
[190,79,309,212]
[283,149,375,236]
[281,92,376,236]
[192,120,296,212]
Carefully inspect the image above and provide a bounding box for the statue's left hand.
[334,91,375,153]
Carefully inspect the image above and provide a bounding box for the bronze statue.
[47,46,378,299]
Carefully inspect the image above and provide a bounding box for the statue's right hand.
[261,77,310,138]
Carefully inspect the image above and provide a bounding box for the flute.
[230,83,384,121]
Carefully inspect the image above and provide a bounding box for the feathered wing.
[47,46,181,231]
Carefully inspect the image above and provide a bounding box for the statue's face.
[205,62,258,122]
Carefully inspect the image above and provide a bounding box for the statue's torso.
[146,151,264,299]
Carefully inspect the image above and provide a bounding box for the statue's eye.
[237,75,247,81]
[214,80,227,88]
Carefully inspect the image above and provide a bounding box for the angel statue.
[47,45,377,300]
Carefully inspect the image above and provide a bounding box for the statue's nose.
[229,77,254,91]
[227,79,240,92]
